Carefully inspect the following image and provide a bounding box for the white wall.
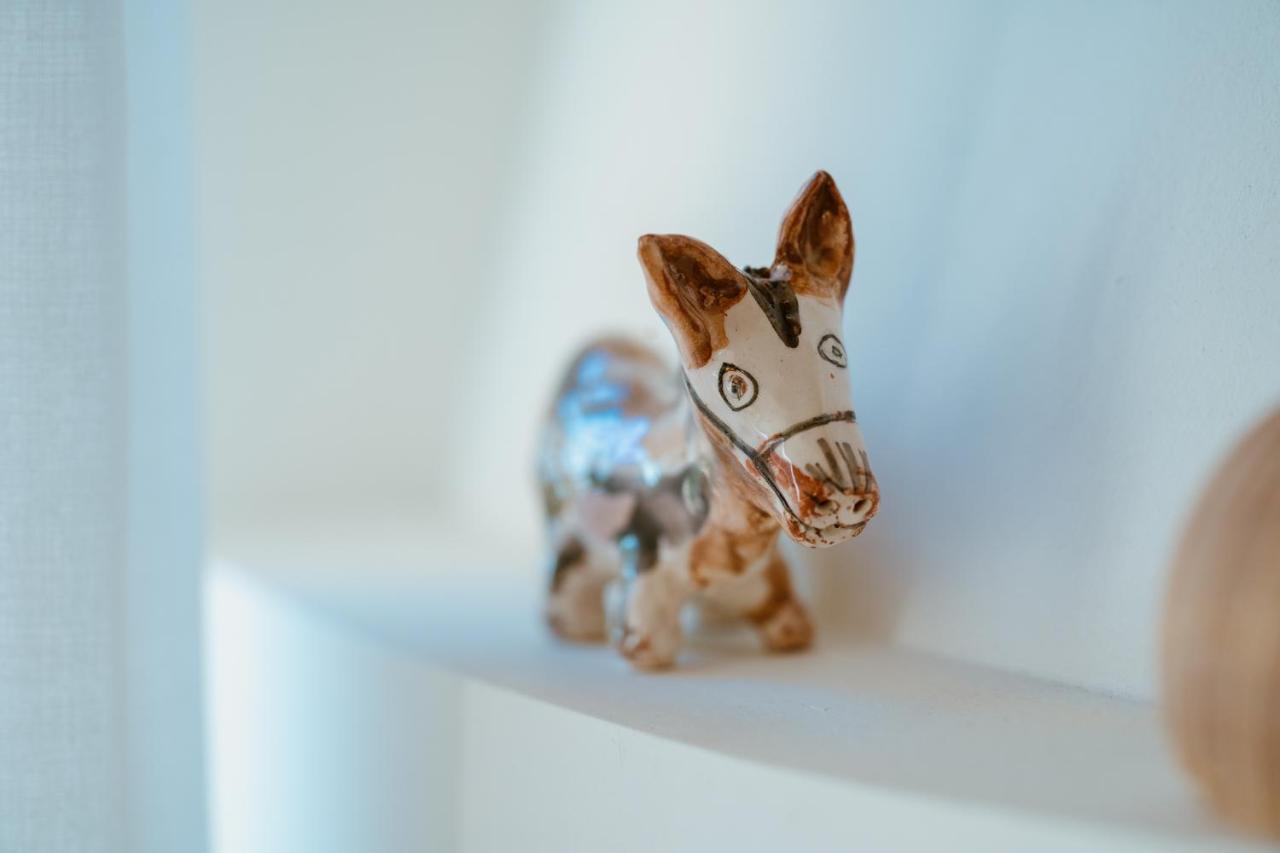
[199,0,1280,698]
[194,0,549,530]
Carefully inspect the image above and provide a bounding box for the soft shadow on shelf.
[655,616,901,680]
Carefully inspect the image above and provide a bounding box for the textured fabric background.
[123,0,207,849]
[0,2,129,851]
[1,2,206,851]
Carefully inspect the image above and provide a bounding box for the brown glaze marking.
[817,438,845,489]
[837,441,861,491]
[550,537,586,592]
[765,452,832,519]
[774,170,854,303]
[689,514,776,587]
[638,234,747,368]
[804,438,870,497]
[697,412,795,524]
[688,463,778,587]
[744,554,796,626]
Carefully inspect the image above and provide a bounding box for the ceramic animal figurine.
[538,171,878,669]
[1164,406,1280,837]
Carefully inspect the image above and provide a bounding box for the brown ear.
[638,234,747,369]
[774,170,854,302]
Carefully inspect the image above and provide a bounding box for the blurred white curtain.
[0,1,205,851]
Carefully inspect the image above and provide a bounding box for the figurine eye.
[817,334,847,368]
[717,363,758,411]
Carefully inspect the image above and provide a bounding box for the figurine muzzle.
[685,378,876,546]
[758,415,878,546]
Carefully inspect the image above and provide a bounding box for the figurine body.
[539,172,878,668]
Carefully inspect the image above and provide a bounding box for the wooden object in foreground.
[1164,405,1280,837]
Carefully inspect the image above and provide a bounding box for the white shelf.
[210,518,1271,852]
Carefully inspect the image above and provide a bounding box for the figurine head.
[638,171,877,547]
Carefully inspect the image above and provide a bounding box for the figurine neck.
[711,470,780,539]
[696,427,782,546]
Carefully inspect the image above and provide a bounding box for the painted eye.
[817,333,847,368]
[717,363,758,411]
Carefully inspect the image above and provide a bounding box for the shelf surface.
[212,517,1270,852]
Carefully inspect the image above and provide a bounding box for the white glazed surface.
[686,294,875,545]
[538,171,868,666]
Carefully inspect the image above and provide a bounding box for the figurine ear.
[638,234,748,369]
[774,170,854,302]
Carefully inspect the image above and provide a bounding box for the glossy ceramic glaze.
[683,286,875,546]
[538,171,878,668]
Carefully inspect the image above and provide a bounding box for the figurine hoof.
[759,600,814,652]
[619,626,680,670]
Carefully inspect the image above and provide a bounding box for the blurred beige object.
[1164,405,1280,837]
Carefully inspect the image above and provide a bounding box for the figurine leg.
[618,563,689,670]
[702,551,813,652]
[544,535,615,641]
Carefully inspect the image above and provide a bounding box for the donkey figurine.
[538,171,878,669]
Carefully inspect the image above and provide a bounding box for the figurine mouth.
[831,520,867,535]
[683,382,874,546]
[786,515,869,547]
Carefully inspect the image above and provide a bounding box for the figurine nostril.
[853,497,870,513]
